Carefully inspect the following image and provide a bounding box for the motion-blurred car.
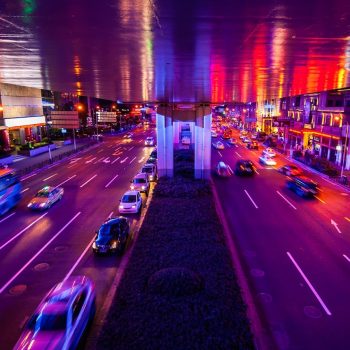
[144,136,155,146]
[14,276,95,350]
[286,176,319,197]
[242,136,251,143]
[141,163,157,181]
[28,186,63,210]
[259,155,277,166]
[239,131,248,139]
[212,141,225,150]
[123,132,133,139]
[262,147,276,157]
[234,160,255,176]
[247,141,259,150]
[215,161,232,177]
[119,190,142,214]
[278,164,302,176]
[227,138,237,146]
[92,217,129,255]
[130,173,150,195]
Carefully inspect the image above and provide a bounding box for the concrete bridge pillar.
[156,113,173,177]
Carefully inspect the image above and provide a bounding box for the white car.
[28,186,64,210]
[119,190,142,214]
[144,136,155,146]
[130,173,150,195]
[259,155,277,166]
[141,163,157,181]
[14,276,96,350]
[211,131,218,138]
[262,147,276,157]
[242,137,251,143]
[212,141,225,150]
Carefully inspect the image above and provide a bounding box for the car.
[27,186,64,210]
[144,136,155,146]
[215,161,232,177]
[242,136,251,143]
[150,149,157,159]
[286,176,319,197]
[259,155,277,166]
[141,163,157,181]
[262,147,276,157]
[239,131,248,139]
[181,136,191,145]
[227,138,237,146]
[130,173,150,195]
[278,164,302,176]
[234,160,255,176]
[146,157,157,165]
[92,217,129,255]
[247,141,259,149]
[123,132,133,139]
[251,133,258,140]
[212,141,225,150]
[119,190,142,214]
[211,130,218,138]
[13,276,95,350]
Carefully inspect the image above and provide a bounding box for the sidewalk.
[11,138,98,177]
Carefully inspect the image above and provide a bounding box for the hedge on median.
[97,150,254,350]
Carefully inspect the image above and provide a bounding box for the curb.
[210,178,278,350]
[85,183,155,349]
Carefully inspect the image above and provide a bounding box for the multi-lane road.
[0,127,155,349]
[212,130,350,350]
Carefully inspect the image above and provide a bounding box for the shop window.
[326,99,334,107]
[324,115,331,126]
[316,115,323,125]
[295,96,301,107]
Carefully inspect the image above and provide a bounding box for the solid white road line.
[129,156,136,164]
[314,195,326,204]
[218,151,223,157]
[0,212,16,224]
[287,251,332,316]
[276,191,297,210]
[0,213,48,251]
[235,151,242,158]
[56,175,77,188]
[63,235,96,282]
[0,212,81,294]
[21,188,29,193]
[138,156,145,163]
[112,157,120,164]
[42,173,57,182]
[244,190,259,209]
[80,174,97,188]
[105,174,119,188]
[343,254,350,263]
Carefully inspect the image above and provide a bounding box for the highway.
[0,126,155,349]
[212,130,350,350]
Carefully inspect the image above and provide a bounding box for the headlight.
[111,241,117,249]
[27,203,32,207]
[92,242,97,249]
[130,185,135,190]
[40,203,46,208]
[141,186,145,190]
[119,205,124,209]
[131,205,136,208]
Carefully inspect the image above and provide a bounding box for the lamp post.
[341,121,349,178]
[45,109,52,163]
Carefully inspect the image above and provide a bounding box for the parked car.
[278,164,302,176]
[13,276,96,350]
[234,160,255,176]
[141,163,157,181]
[212,141,225,150]
[181,136,191,145]
[215,161,232,177]
[286,176,319,197]
[130,173,150,195]
[119,190,142,214]
[247,141,259,150]
[262,147,276,157]
[259,155,277,166]
[28,186,64,210]
[92,217,129,255]
[144,136,155,146]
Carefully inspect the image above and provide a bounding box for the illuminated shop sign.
[4,116,45,127]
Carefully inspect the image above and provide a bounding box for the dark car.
[286,176,319,197]
[146,157,157,165]
[149,149,157,159]
[278,164,302,176]
[92,217,129,255]
[234,160,255,176]
[247,141,259,150]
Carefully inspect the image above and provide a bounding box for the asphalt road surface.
[212,129,350,350]
[0,126,155,349]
